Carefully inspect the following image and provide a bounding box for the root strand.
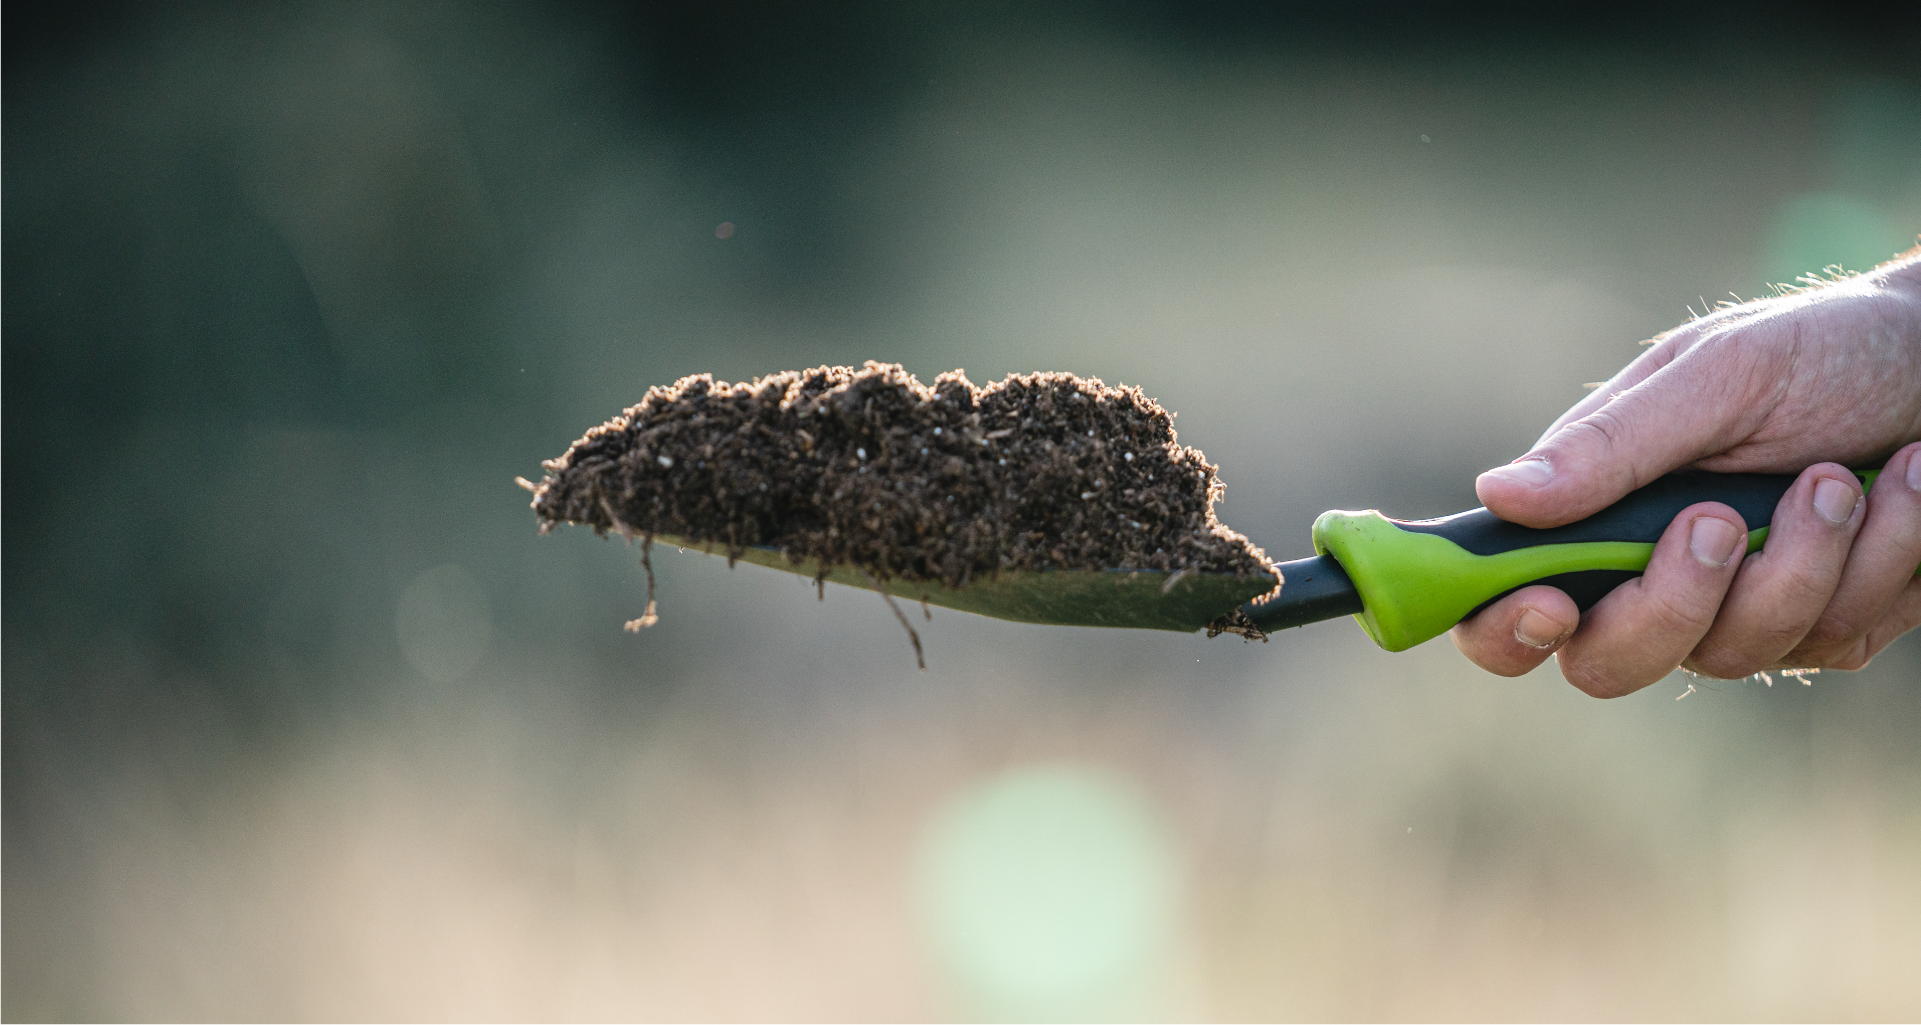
[861,569,925,671]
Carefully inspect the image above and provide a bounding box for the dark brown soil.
[529,362,1275,599]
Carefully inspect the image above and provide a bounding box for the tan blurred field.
[6,4,1919,1020]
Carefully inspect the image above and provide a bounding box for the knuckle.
[1772,564,1840,609]
[1572,411,1625,451]
[1788,634,1874,672]
[1798,611,1861,652]
[1552,417,1615,461]
[1558,415,1634,481]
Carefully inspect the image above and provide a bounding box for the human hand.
[1451,250,1921,696]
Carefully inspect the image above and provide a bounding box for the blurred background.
[7,2,1921,1019]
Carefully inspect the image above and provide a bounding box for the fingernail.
[1482,458,1554,488]
[1689,515,1743,567]
[1812,477,1858,525]
[1515,607,1564,649]
[1908,451,1921,492]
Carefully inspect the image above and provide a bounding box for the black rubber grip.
[1397,471,1805,555]
[1401,469,1836,613]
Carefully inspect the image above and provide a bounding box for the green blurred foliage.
[1764,80,1921,285]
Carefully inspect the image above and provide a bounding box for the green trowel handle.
[1316,468,1884,652]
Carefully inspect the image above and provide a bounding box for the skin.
[1452,250,1921,697]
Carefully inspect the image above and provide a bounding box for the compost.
[529,362,1274,622]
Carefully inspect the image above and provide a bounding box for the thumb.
[1475,345,1763,528]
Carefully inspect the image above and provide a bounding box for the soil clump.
[529,362,1275,613]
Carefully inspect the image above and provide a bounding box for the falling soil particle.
[529,362,1275,638]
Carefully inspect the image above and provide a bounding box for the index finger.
[1533,323,1703,449]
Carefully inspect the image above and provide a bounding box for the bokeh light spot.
[395,564,490,681]
[1764,192,1909,285]
[715,221,736,239]
[916,762,1179,1019]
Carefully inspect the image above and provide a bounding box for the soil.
[529,362,1276,617]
